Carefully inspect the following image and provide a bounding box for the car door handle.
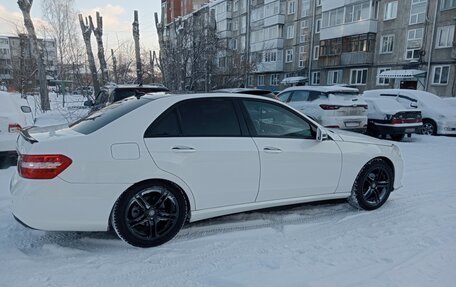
[172,146,196,152]
[263,147,282,153]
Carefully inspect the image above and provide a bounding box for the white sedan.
[11,93,403,248]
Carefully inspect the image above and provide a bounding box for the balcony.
[263,14,285,27]
[250,38,284,52]
[341,52,374,66]
[217,30,233,39]
[320,20,377,40]
[318,55,341,67]
[255,61,284,73]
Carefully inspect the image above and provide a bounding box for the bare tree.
[132,10,143,84]
[17,0,50,111]
[78,14,100,96]
[89,12,109,85]
[111,49,119,84]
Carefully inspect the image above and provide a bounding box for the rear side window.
[289,90,309,102]
[145,98,242,137]
[179,99,241,136]
[70,97,150,135]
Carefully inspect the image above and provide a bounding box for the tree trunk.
[133,10,143,84]
[90,12,109,85]
[17,0,50,111]
[111,49,119,84]
[78,14,100,97]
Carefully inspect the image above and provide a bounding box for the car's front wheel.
[349,159,394,210]
[112,183,187,248]
[421,119,437,136]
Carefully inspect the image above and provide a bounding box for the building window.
[264,50,278,62]
[316,0,322,7]
[384,1,398,20]
[312,72,320,85]
[406,28,424,59]
[265,1,281,17]
[286,24,295,39]
[229,38,237,50]
[436,26,455,48]
[287,0,296,14]
[233,0,239,12]
[258,75,265,86]
[285,49,293,63]
[441,0,456,10]
[315,18,321,33]
[298,46,307,67]
[380,35,394,54]
[271,74,280,85]
[248,75,254,86]
[377,68,391,85]
[350,68,368,85]
[342,33,376,53]
[313,45,320,60]
[432,65,450,85]
[300,21,309,43]
[345,2,370,23]
[327,70,342,85]
[301,0,310,16]
[322,7,344,28]
[410,0,427,25]
[218,57,226,68]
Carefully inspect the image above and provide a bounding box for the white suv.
[278,86,368,133]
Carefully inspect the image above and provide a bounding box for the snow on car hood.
[329,129,393,146]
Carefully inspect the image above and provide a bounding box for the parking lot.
[1,134,455,287]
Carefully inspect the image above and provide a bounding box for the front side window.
[243,100,313,139]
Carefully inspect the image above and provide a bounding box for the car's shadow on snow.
[11,198,367,253]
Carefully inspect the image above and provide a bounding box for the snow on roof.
[378,69,426,79]
[281,76,307,84]
[282,85,359,93]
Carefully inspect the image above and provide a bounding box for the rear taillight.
[8,123,22,133]
[18,154,72,179]
[320,104,341,110]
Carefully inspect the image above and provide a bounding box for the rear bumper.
[372,123,422,135]
[322,116,368,133]
[10,171,130,231]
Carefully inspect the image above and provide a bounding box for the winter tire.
[349,159,394,211]
[112,183,187,248]
[421,120,436,136]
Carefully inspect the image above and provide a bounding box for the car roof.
[281,85,359,93]
[213,88,273,94]
[363,89,436,97]
[142,92,276,102]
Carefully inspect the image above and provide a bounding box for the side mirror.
[84,100,93,107]
[317,127,329,141]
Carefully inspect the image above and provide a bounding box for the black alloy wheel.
[112,183,187,248]
[349,159,394,210]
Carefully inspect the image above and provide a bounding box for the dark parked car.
[213,88,278,99]
[85,84,169,112]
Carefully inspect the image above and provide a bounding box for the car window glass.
[243,100,313,139]
[94,91,109,105]
[308,91,322,101]
[21,106,32,113]
[278,92,291,102]
[145,109,181,137]
[178,99,242,136]
[289,90,309,102]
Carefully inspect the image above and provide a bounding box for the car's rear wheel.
[390,134,405,141]
[349,159,394,210]
[112,183,187,248]
[421,120,436,136]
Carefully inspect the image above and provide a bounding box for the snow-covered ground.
[1,93,456,287]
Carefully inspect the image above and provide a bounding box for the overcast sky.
[0,1,161,51]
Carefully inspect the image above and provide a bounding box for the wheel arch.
[109,178,194,230]
[371,156,395,186]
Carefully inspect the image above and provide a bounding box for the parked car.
[213,88,278,99]
[363,96,422,141]
[12,93,403,248]
[278,86,368,133]
[363,89,456,136]
[84,84,169,112]
[0,92,34,168]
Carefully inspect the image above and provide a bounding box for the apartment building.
[161,0,210,25]
[0,34,58,90]
[160,0,456,95]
